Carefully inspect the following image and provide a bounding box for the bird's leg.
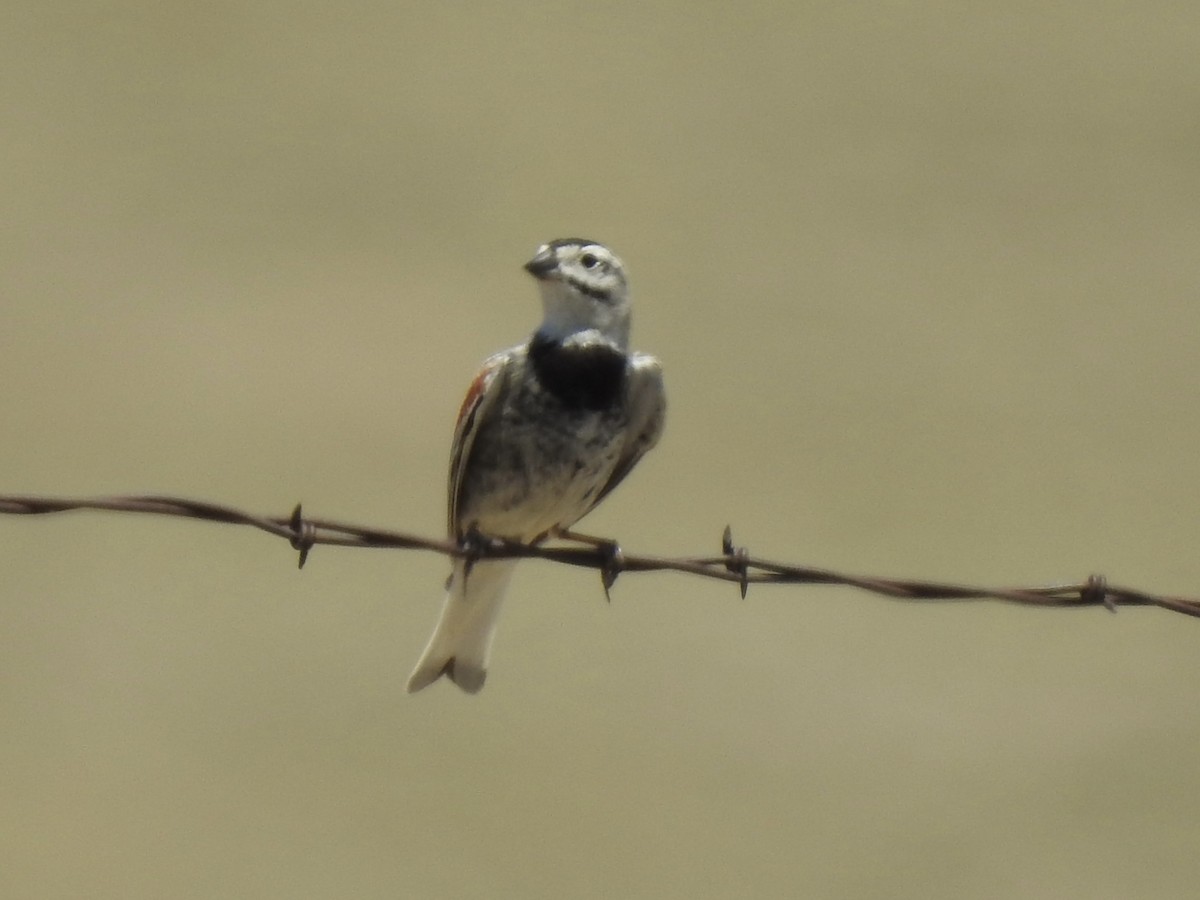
[550,526,612,546]
[550,527,625,602]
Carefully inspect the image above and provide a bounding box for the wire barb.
[288,503,316,569]
[1,493,1198,621]
[1083,574,1115,613]
[722,525,750,599]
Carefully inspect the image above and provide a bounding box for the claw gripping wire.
[458,527,491,584]
[600,543,625,603]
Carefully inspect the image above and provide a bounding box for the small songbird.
[406,239,667,694]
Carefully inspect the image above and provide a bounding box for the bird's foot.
[551,527,625,602]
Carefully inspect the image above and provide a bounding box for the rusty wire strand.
[1,493,1197,619]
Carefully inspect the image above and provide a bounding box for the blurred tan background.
[3,2,1199,898]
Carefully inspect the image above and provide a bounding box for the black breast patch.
[528,332,628,411]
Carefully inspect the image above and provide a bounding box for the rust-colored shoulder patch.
[448,355,508,533]
[456,361,499,427]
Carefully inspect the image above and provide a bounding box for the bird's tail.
[406,558,518,694]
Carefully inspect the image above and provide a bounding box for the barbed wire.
[1,493,1197,619]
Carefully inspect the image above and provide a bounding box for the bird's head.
[524,238,631,350]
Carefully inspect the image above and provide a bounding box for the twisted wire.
[1,493,1196,619]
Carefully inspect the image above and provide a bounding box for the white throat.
[535,280,630,351]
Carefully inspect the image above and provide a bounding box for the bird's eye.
[580,253,600,269]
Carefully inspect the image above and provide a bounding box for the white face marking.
[527,241,632,350]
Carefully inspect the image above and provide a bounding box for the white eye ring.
[580,253,600,269]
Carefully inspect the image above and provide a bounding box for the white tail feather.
[406,559,518,694]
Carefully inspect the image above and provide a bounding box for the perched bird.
[406,239,667,694]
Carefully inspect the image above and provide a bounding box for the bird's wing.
[447,350,513,535]
[583,353,666,514]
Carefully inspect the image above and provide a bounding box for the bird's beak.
[523,246,558,279]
